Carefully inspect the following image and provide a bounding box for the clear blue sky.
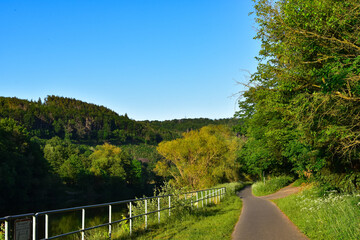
[0,0,260,121]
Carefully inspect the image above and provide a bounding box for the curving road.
[231,186,308,240]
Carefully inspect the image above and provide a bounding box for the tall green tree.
[155,125,243,189]
[237,0,360,190]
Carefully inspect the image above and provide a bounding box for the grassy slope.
[129,195,242,240]
[82,182,244,240]
[274,184,360,240]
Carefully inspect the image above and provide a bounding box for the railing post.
[45,214,49,239]
[5,220,8,240]
[81,209,85,240]
[33,215,37,240]
[205,190,208,205]
[191,195,193,209]
[196,192,199,209]
[157,197,160,224]
[201,191,204,207]
[145,199,147,230]
[129,202,132,236]
[109,204,112,240]
[168,196,171,217]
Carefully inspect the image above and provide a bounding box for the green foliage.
[142,118,238,141]
[0,96,238,216]
[0,118,53,213]
[129,182,244,240]
[213,181,247,197]
[0,223,4,240]
[43,136,90,185]
[155,125,243,189]
[130,195,242,240]
[274,185,360,239]
[0,96,157,144]
[89,143,131,180]
[235,0,360,191]
[0,96,237,146]
[252,176,294,196]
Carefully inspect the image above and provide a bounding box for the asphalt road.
[231,186,308,240]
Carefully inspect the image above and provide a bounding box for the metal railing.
[0,187,226,240]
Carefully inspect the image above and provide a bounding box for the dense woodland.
[0,96,235,215]
[236,0,360,191]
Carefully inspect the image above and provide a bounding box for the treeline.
[0,96,235,145]
[142,118,237,140]
[234,0,360,192]
[0,96,159,145]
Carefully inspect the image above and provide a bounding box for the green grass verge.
[110,182,244,240]
[274,185,360,240]
[126,195,242,240]
[252,176,293,196]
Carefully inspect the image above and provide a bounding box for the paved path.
[231,186,308,240]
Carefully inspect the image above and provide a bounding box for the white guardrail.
[0,187,226,240]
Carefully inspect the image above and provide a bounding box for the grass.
[123,194,242,240]
[274,184,360,240]
[1,183,244,240]
[107,182,245,240]
[252,176,293,196]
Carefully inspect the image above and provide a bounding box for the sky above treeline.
[0,0,260,121]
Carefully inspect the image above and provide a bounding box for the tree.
[0,118,51,213]
[155,125,242,189]
[236,0,360,190]
[89,143,131,181]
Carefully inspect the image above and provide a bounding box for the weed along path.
[232,185,308,240]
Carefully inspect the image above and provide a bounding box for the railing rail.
[0,187,226,240]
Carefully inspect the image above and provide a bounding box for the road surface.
[231,185,308,240]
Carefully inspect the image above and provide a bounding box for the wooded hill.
[0,95,237,215]
[0,95,235,145]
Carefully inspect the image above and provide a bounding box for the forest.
[236,0,360,192]
[0,96,235,215]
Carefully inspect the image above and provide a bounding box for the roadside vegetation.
[252,176,293,196]
[83,182,244,240]
[274,184,360,240]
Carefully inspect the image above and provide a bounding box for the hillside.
[0,95,238,215]
[0,96,159,144]
[0,96,237,144]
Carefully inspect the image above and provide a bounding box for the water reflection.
[37,204,127,240]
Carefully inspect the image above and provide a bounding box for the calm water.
[36,204,128,240]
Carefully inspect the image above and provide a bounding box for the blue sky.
[0,0,260,120]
